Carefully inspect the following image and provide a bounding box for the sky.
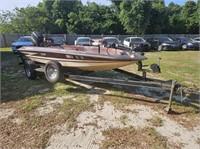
[0,0,195,12]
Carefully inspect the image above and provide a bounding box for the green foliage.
[67,2,121,34]
[180,1,199,33]
[166,2,184,34]
[146,0,169,34]
[119,0,151,34]
[0,0,199,34]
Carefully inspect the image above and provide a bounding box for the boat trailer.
[17,55,199,113]
[66,68,198,114]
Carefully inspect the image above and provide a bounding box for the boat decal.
[40,53,46,56]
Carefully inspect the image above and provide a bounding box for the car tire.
[24,60,37,80]
[158,45,162,51]
[44,60,64,83]
[182,44,187,50]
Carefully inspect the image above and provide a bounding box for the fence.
[0,33,199,48]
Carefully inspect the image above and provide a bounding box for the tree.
[67,2,120,34]
[166,2,183,33]
[119,0,152,35]
[146,0,169,34]
[180,1,199,33]
[0,6,48,34]
[0,10,16,33]
[37,0,81,34]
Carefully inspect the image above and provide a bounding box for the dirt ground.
[1,83,200,149]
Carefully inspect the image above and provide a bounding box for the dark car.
[146,37,181,51]
[12,36,33,53]
[123,37,151,52]
[51,37,65,46]
[103,37,121,46]
[173,37,199,50]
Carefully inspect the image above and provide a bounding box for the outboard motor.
[31,31,44,46]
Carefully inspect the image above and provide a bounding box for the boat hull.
[18,46,147,71]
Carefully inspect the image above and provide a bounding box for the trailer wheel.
[24,60,37,79]
[45,60,63,83]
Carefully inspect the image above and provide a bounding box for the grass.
[22,98,43,112]
[196,138,200,145]
[123,51,200,88]
[0,47,12,51]
[119,115,128,125]
[98,90,134,109]
[147,116,163,127]
[59,94,94,129]
[101,126,168,149]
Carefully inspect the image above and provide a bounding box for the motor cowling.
[31,31,44,46]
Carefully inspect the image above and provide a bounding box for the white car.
[193,37,200,43]
[123,37,151,51]
[75,37,92,46]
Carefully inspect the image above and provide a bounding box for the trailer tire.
[24,60,37,79]
[45,60,64,83]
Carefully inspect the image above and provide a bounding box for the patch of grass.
[119,115,128,125]
[172,101,200,114]
[0,47,12,51]
[101,126,168,149]
[123,51,200,88]
[196,138,200,145]
[22,98,43,112]
[98,91,134,109]
[60,94,94,128]
[147,116,163,127]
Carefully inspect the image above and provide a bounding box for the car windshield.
[105,38,119,44]
[159,37,173,42]
[131,38,145,42]
[180,38,193,42]
[78,38,90,42]
[17,37,32,42]
[52,37,64,44]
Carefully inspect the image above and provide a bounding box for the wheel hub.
[47,65,57,80]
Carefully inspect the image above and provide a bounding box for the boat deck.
[61,45,127,56]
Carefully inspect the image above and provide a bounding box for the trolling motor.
[137,57,161,73]
[150,57,161,73]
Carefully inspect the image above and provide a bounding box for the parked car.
[12,36,33,53]
[173,37,199,50]
[193,37,200,43]
[51,37,65,46]
[146,37,181,51]
[123,37,151,51]
[75,37,93,46]
[103,37,121,46]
